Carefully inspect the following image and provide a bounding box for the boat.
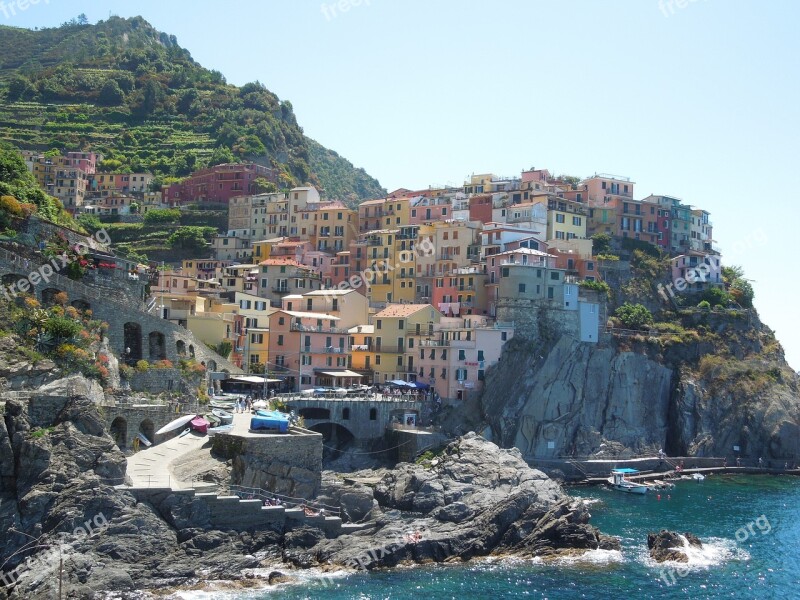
[207,424,233,438]
[136,432,152,447]
[609,468,649,495]
[190,416,210,434]
[250,412,289,434]
[210,401,236,410]
[692,473,705,481]
[252,400,268,410]
[211,408,234,424]
[178,427,191,438]
[155,414,197,436]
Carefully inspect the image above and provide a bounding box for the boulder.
[647,529,702,563]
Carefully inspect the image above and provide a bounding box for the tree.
[702,286,733,308]
[614,302,654,330]
[6,75,35,101]
[214,341,232,359]
[167,226,216,251]
[98,79,124,105]
[77,13,89,25]
[143,208,180,225]
[591,233,612,255]
[253,177,277,194]
[208,145,236,167]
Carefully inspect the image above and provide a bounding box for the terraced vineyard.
[0,17,385,204]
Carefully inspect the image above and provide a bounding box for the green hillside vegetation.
[0,144,80,229]
[0,17,385,204]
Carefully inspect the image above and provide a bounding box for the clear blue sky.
[7,0,799,368]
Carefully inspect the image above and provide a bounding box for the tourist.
[736,457,741,467]
[758,457,764,468]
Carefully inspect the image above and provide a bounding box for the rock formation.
[648,530,703,563]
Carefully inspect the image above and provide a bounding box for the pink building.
[408,197,451,225]
[65,151,101,175]
[583,174,635,206]
[164,163,277,205]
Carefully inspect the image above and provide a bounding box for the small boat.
[250,412,289,434]
[204,414,221,426]
[207,424,233,438]
[136,432,152,447]
[190,416,210,434]
[178,427,191,438]
[155,414,197,436]
[609,468,648,495]
[212,408,234,424]
[692,473,705,481]
[210,401,236,410]
[252,400,268,410]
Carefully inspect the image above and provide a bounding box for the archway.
[123,323,142,363]
[110,416,128,449]
[207,360,217,372]
[1,273,27,288]
[41,287,66,306]
[71,299,91,313]
[148,331,166,361]
[138,418,155,445]
[176,340,186,356]
[299,407,331,420]
[309,422,355,458]
[189,344,195,358]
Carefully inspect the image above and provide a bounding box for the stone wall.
[388,428,449,463]
[0,248,241,382]
[125,368,185,394]
[214,428,323,498]
[285,398,424,443]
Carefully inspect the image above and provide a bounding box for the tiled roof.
[374,303,432,318]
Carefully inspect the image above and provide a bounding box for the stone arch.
[71,299,91,312]
[148,331,167,361]
[41,287,65,306]
[110,416,128,449]
[207,360,217,372]
[176,340,186,356]
[138,418,155,445]
[1,273,27,288]
[299,407,331,420]
[123,322,142,363]
[189,344,195,358]
[309,422,355,456]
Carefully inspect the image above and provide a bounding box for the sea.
[175,474,800,599]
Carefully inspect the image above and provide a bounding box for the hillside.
[0,17,385,203]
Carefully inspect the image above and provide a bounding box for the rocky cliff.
[479,309,800,462]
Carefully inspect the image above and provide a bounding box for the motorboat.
[210,401,236,410]
[609,468,648,494]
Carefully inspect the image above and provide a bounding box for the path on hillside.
[125,428,208,489]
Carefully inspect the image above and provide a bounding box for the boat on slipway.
[154,414,196,436]
[608,468,649,494]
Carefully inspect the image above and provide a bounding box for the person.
[723,458,727,468]
[758,457,764,468]
[736,457,741,467]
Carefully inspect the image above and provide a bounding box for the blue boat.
[250,411,289,434]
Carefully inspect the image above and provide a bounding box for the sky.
[4,0,799,368]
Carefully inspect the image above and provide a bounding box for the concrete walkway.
[125,429,209,489]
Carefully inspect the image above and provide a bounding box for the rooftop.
[374,303,433,318]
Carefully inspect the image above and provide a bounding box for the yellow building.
[369,304,442,384]
[300,201,358,254]
[359,229,416,304]
[357,197,411,233]
[244,327,270,372]
[347,324,375,382]
[546,197,588,242]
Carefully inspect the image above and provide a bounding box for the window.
[278,317,285,325]
[277,335,284,346]
[548,287,554,299]
[550,272,560,280]
[369,408,377,421]
[501,267,510,277]
[572,216,581,226]
[342,407,350,420]
[250,333,263,344]
[456,368,467,381]
[478,350,485,361]
[478,370,485,381]
[397,356,403,367]
[556,214,565,223]
[458,349,466,361]
[398,319,405,330]
[518,283,526,293]
[376,319,382,330]
[501,331,508,341]
[375,355,381,365]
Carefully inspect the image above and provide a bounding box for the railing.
[291,324,350,334]
[228,484,340,516]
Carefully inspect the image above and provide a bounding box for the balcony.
[291,323,350,334]
[301,346,349,354]
[273,287,290,294]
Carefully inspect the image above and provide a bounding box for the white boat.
[136,432,152,447]
[211,408,234,424]
[155,414,197,436]
[609,469,648,494]
[207,424,233,438]
[252,400,268,410]
[692,473,705,481]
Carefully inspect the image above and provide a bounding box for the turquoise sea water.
[209,475,800,600]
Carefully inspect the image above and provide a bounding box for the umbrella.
[412,381,430,390]
[389,379,412,387]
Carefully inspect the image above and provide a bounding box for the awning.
[230,375,281,384]
[320,370,363,378]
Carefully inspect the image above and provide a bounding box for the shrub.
[579,279,611,295]
[143,208,180,225]
[152,359,174,369]
[135,359,150,372]
[44,315,81,340]
[119,364,134,380]
[52,291,69,306]
[614,302,654,330]
[697,300,711,310]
